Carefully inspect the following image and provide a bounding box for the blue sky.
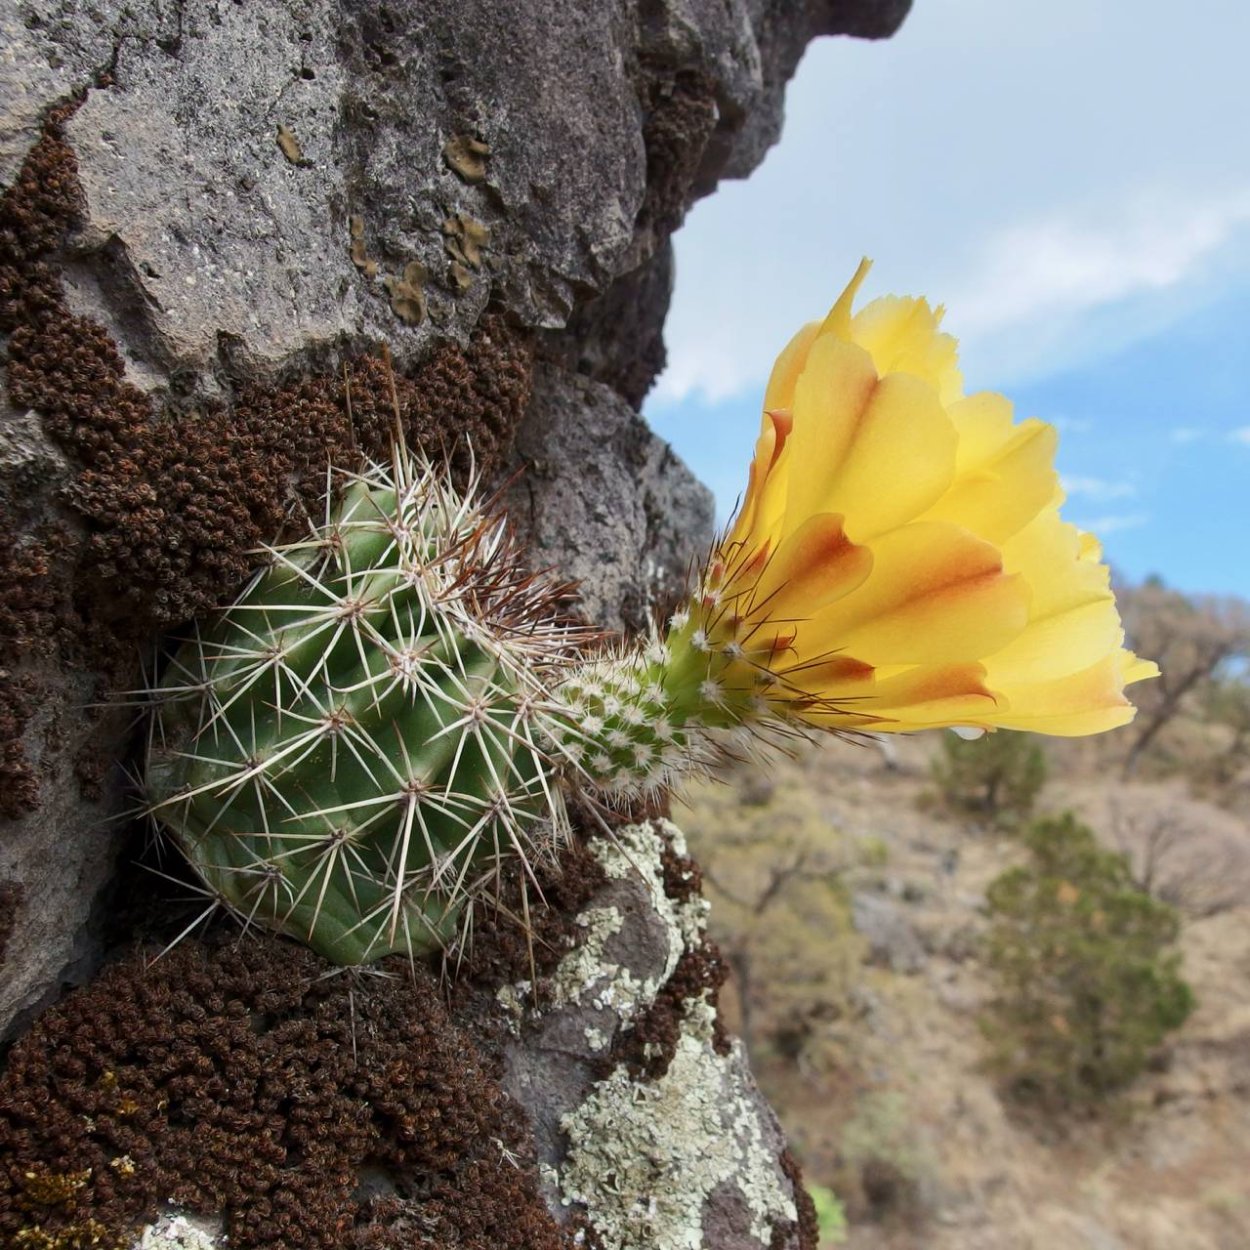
[645,0,1250,598]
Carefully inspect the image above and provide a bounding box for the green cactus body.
[144,446,805,963]
[147,455,584,964]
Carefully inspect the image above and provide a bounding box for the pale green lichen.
[596,820,708,956]
[135,1212,221,1249]
[495,979,531,1035]
[559,996,797,1249]
[536,820,709,1029]
[548,904,636,1016]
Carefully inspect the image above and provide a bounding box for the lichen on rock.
[559,995,798,1250]
[497,819,804,1249]
[546,821,710,1024]
[135,1212,222,1250]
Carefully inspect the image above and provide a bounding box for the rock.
[852,891,927,974]
[502,820,806,1250]
[511,363,715,633]
[0,0,911,1033]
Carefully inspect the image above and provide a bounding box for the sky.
[644,0,1250,598]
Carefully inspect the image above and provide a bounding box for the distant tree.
[1200,675,1250,786]
[1118,584,1250,778]
[981,814,1194,1107]
[1108,799,1250,920]
[930,731,1046,826]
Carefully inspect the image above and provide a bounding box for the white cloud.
[650,1,1250,408]
[947,190,1250,344]
[1229,426,1250,446]
[1061,476,1137,502]
[1076,513,1149,535]
[1170,427,1205,444]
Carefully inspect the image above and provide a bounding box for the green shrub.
[806,1182,848,1245]
[931,730,1046,825]
[982,813,1195,1106]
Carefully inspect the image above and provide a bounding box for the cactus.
[143,444,841,964]
[146,448,595,964]
[144,423,819,965]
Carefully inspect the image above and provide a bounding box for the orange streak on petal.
[815,522,1030,666]
[750,512,873,621]
[779,654,875,693]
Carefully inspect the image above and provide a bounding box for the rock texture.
[511,363,716,634]
[0,0,910,1243]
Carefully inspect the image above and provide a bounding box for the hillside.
[676,733,1250,1250]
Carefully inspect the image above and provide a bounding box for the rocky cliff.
[0,2,910,1245]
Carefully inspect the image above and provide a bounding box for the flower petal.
[796,661,1000,731]
[850,295,964,405]
[748,512,874,623]
[809,522,1030,665]
[799,369,958,542]
[777,335,880,533]
[764,322,822,415]
[726,408,793,551]
[865,662,1001,729]
[981,652,1143,735]
[920,393,1060,545]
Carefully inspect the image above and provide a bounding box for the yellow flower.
[679,259,1157,736]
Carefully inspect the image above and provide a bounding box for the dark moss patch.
[638,66,718,237]
[0,105,533,812]
[600,941,729,1082]
[0,672,41,820]
[451,834,607,1004]
[0,936,574,1250]
[0,881,23,970]
[450,792,683,1004]
[775,1149,820,1250]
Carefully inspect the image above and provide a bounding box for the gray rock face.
[1,0,910,1241]
[852,890,928,975]
[513,362,716,634]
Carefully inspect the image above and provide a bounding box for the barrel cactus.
[145,447,596,963]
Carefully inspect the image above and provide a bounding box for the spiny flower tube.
[643,258,1157,745]
[145,267,1155,964]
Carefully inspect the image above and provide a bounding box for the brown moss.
[450,834,607,1001]
[775,1149,820,1250]
[0,674,42,819]
[62,337,529,637]
[0,880,24,970]
[601,941,729,1083]
[0,104,534,811]
[0,937,574,1250]
[638,66,718,237]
